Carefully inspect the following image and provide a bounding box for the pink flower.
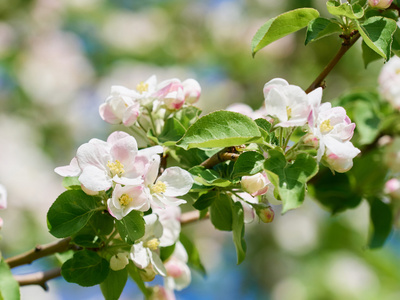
[157,79,186,110]
[241,172,270,197]
[385,178,400,200]
[182,79,201,104]
[164,242,191,291]
[368,0,393,9]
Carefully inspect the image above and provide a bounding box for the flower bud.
[0,217,3,230]
[302,133,319,149]
[241,172,270,197]
[110,253,129,271]
[182,79,201,104]
[252,203,274,223]
[368,0,393,9]
[163,83,185,110]
[385,178,400,200]
[149,286,176,300]
[140,263,157,282]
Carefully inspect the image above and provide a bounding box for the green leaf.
[174,106,202,129]
[160,244,176,262]
[47,190,101,238]
[180,233,206,276]
[115,210,145,244]
[368,197,393,248]
[189,166,232,187]
[0,259,20,300]
[326,1,364,19]
[209,192,233,231]
[127,262,151,297]
[362,40,383,68]
[391,26,400,56]
[100,269,128,300]
[177,111,261,149]
[353,100,380,144]
[356,16,397,60]
[305,17,342,45]
[62,177,81,190]
[251,8,319,56]
[308,167,362,214]
[158,117,187,146]
[255,118,278,144]
[231,151,265,178]
[193,190,218,210]
[61,250,109,287]
[231,202,246,265]
[264,150,318,213]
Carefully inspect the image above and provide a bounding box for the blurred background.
[1,0,400,299]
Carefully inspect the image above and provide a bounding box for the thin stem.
[283,128,295,151]
[305,32,360,94]
[146,107,158,137]
[15,268,61,290]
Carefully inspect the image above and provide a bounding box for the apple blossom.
[143,155,194,208]
[263,78,322,127]
[232,193,258,223]
[368,0,393,9]
[55,131,143,192]
[107,184,149,220]
[149,286,176,300]
[182,79,201,104]
[130,214,167,276]
[379,56,400,110]
[110,252,130,271]
[157,79,186,110]
[385,178,400,200]
[241,172,270,197]
[153,206,181,247]
[164,242,191,291]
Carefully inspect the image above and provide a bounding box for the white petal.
[263,78,289,98]
[131,242,150,269]
[54,157,81,177]
[150,250,167,276]
[0,184,7,210]
[79,165,112,192]
[76,139,110,171]
[158,167,194,197]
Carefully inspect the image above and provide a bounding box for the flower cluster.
[99,75,201,128]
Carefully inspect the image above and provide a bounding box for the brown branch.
[200,147,240,169]
[305,32,360,94]
[5,237,72,269]
[180,210,209,225]
[14,268,61,290]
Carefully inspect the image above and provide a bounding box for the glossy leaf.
[326,1,364,19]
[356,16,397,60]
[0,259,20,300]
[231,201,246,265]
[158,117,187,146]
[47,190,100,238]
[209,192,233,231]
[62,176,81,190]
[189,166,232,187]
[264,150,318,213]
[368,197,393,248]
[231,151,265,178]
[252,8,319,56]
[193,190,218,210]
[61,250,109,287]
[362,40,383,68]
[305,17,342,45]
[177,111,261,149]
[100,269,128,300]
[115,210,145,244]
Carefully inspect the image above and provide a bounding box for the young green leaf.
[157,117,187,146]
[47,190,101,238]
[62,176,81,190]
[193,190,218,210]
[174,106,202,129]
[61,250,109,286]
[252,8,319,57]
[362,40,383,68]
[209,192,233,231]
[0,259,20,300]
[305,17,342,45]
[177,111,261,150]
[326,1,364,19]
[264,150,318,213]
[180,233,206,276]
[368,197,393,249]
[356,16,397,60]
[100,269,128,300]
[115,210,145,244]
[231,151,265,178]
[231,202,246,265]
[189,166,232,187]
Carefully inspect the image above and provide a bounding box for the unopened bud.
[385,178,400,200]
[368,0,393,9]
[140,264,157,282]
[182,79,201,104]
[241,173,270,197]
[110,253,129,271]
[302,133,319,149]
[252,203,274,223]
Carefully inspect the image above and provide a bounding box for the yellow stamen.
[107,160,125,177]
[119,194,133,206]
[144,238,160,251]
[136,82,149,94]
[286,106,292,119]
[150,181,166,194]
[319,119,334,133]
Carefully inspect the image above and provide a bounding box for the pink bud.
[368,0,393,9]
[241,173,270,197]
[385,178,400,200]
[163,83,185,110]
[302,133,319,149]
[257,205,274,223]
[182,79,201,104]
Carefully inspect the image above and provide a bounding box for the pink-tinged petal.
[107,131,131,145]
[122,102,140,126]
[385,178,400,194]
[110,135,138,167]
[54,157,81,177]
[0,217,3,230]
[150,250,167,276]
[111,85,140,98]
[99,103,121,124]
[158,167,193,197]
[339,123,356,141]
[116,184,150,213]
[307,87,323,109]
[76,139,110,170]
[0,184,7,210]
[263,78,289,98]
[113,175,143,186]
[107,198,124,220]
[155,196,186,207]
[131,242,150,269]
[226,103,255,118]
[79,165,112,192]
[182,79,201,104]
[138,146,164,158]
[324,136,360,158]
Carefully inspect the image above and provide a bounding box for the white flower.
[379,56,400,110]
[130,214,167,276]
[153,206,181,247]
[143,156,193,208]
[263,78,322,127]
[241,172,270,197]
[107,184,149,220]
[164,242,191,291]
[385,178,400,200]
[182,79,201,104]
[232,193,258,223]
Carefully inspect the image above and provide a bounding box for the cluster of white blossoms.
[99,75,201,128]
